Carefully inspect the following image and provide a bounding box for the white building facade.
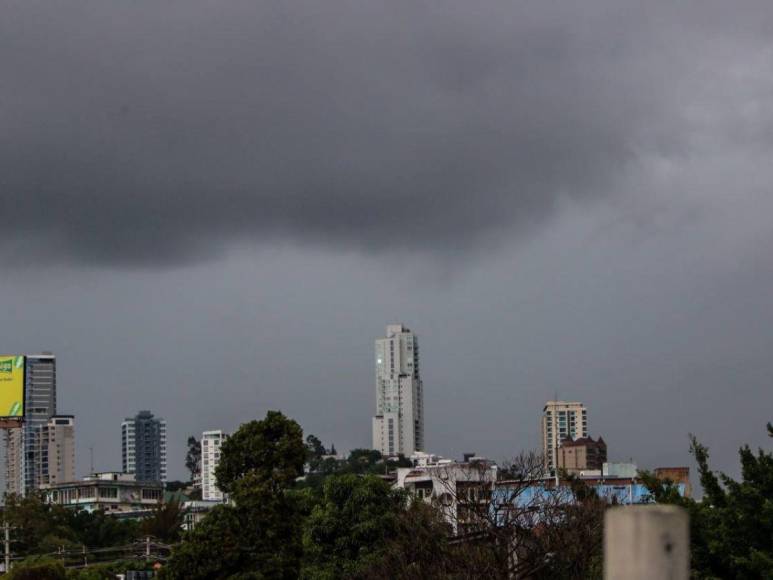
[372,324,424,457]
[43,471,163,515]
[395,459,498,534]
[542,400,588,472]
[201,430,228,502]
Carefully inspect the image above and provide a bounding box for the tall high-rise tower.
[122,410,167,482]
[542,401,588,473]
[4,353,58,496]
[372,324,424,457]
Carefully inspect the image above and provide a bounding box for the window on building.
[99,487,118,499]
[142,488,162,501]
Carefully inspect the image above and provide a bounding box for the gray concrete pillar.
[604,505,689,580]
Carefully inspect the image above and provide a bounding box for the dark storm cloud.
[2,1,772,265]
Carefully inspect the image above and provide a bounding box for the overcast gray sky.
[2,1,773,481]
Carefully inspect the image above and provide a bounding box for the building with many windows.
[121,411,167,482]
[39,415,76,487]
[541,401,587,473]
[4,353,59,496]
[556,435,606,475]
[396,457,498,534]
[42,471,163,516]
[372,324,424,457]
[201,430,228,502]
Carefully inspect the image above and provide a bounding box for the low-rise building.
[556,436,607,474]
[654,466,692,498]
[182,500,222,531]
[409,451,446,467]
[42,472,163,516]
[496,465,691,509]
[602,462,637,479]
[396,457,498,534]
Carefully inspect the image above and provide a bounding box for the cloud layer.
[2,1,773,265]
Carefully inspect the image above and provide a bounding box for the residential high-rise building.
[4,353,58,496]
[542,401,588,473]
[40,415,76,486]
[201,430,228,502]
[4,428,23,496]
[372,324,424,457]
[122,411,167,482]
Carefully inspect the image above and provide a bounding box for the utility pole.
[4,521,10,573]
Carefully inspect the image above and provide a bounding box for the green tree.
[2,495,78,555]
[141,495,185,543]
[64,509,139,548]
[1,494,140,562]
[185,436,201,484]
[7,558,66,580]
[302,474,406,579]
[306,434,326,459]
[215,410,306,499]
[159,505,255,579]
[644,423,773,579]
[306,434,328,474]
[65,559,155,579]
[345,449,383,474]
[163,411,307,579]
[357,500,455,580]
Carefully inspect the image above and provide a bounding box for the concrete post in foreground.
[604,505,689,580]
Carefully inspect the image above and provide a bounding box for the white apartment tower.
[201,430,228,502]
[542,401,588,473]
[372,324,424,457]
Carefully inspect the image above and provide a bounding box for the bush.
[8,558,67,580]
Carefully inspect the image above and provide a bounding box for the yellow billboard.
[0,355,24,418]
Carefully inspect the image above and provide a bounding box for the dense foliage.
[162,411,607,579]
[2,495,139,556]
[643,423,773,579]
[6,558,156,580]
[302,474,405,578]
[185,435,202,484]
[140,495,185,543]
[161,410,308,579]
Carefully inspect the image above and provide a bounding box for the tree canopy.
[215,410,306,499]
[163,410,307,579]
[643,422,773,579]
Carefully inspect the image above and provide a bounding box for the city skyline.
[3,1,773,483]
